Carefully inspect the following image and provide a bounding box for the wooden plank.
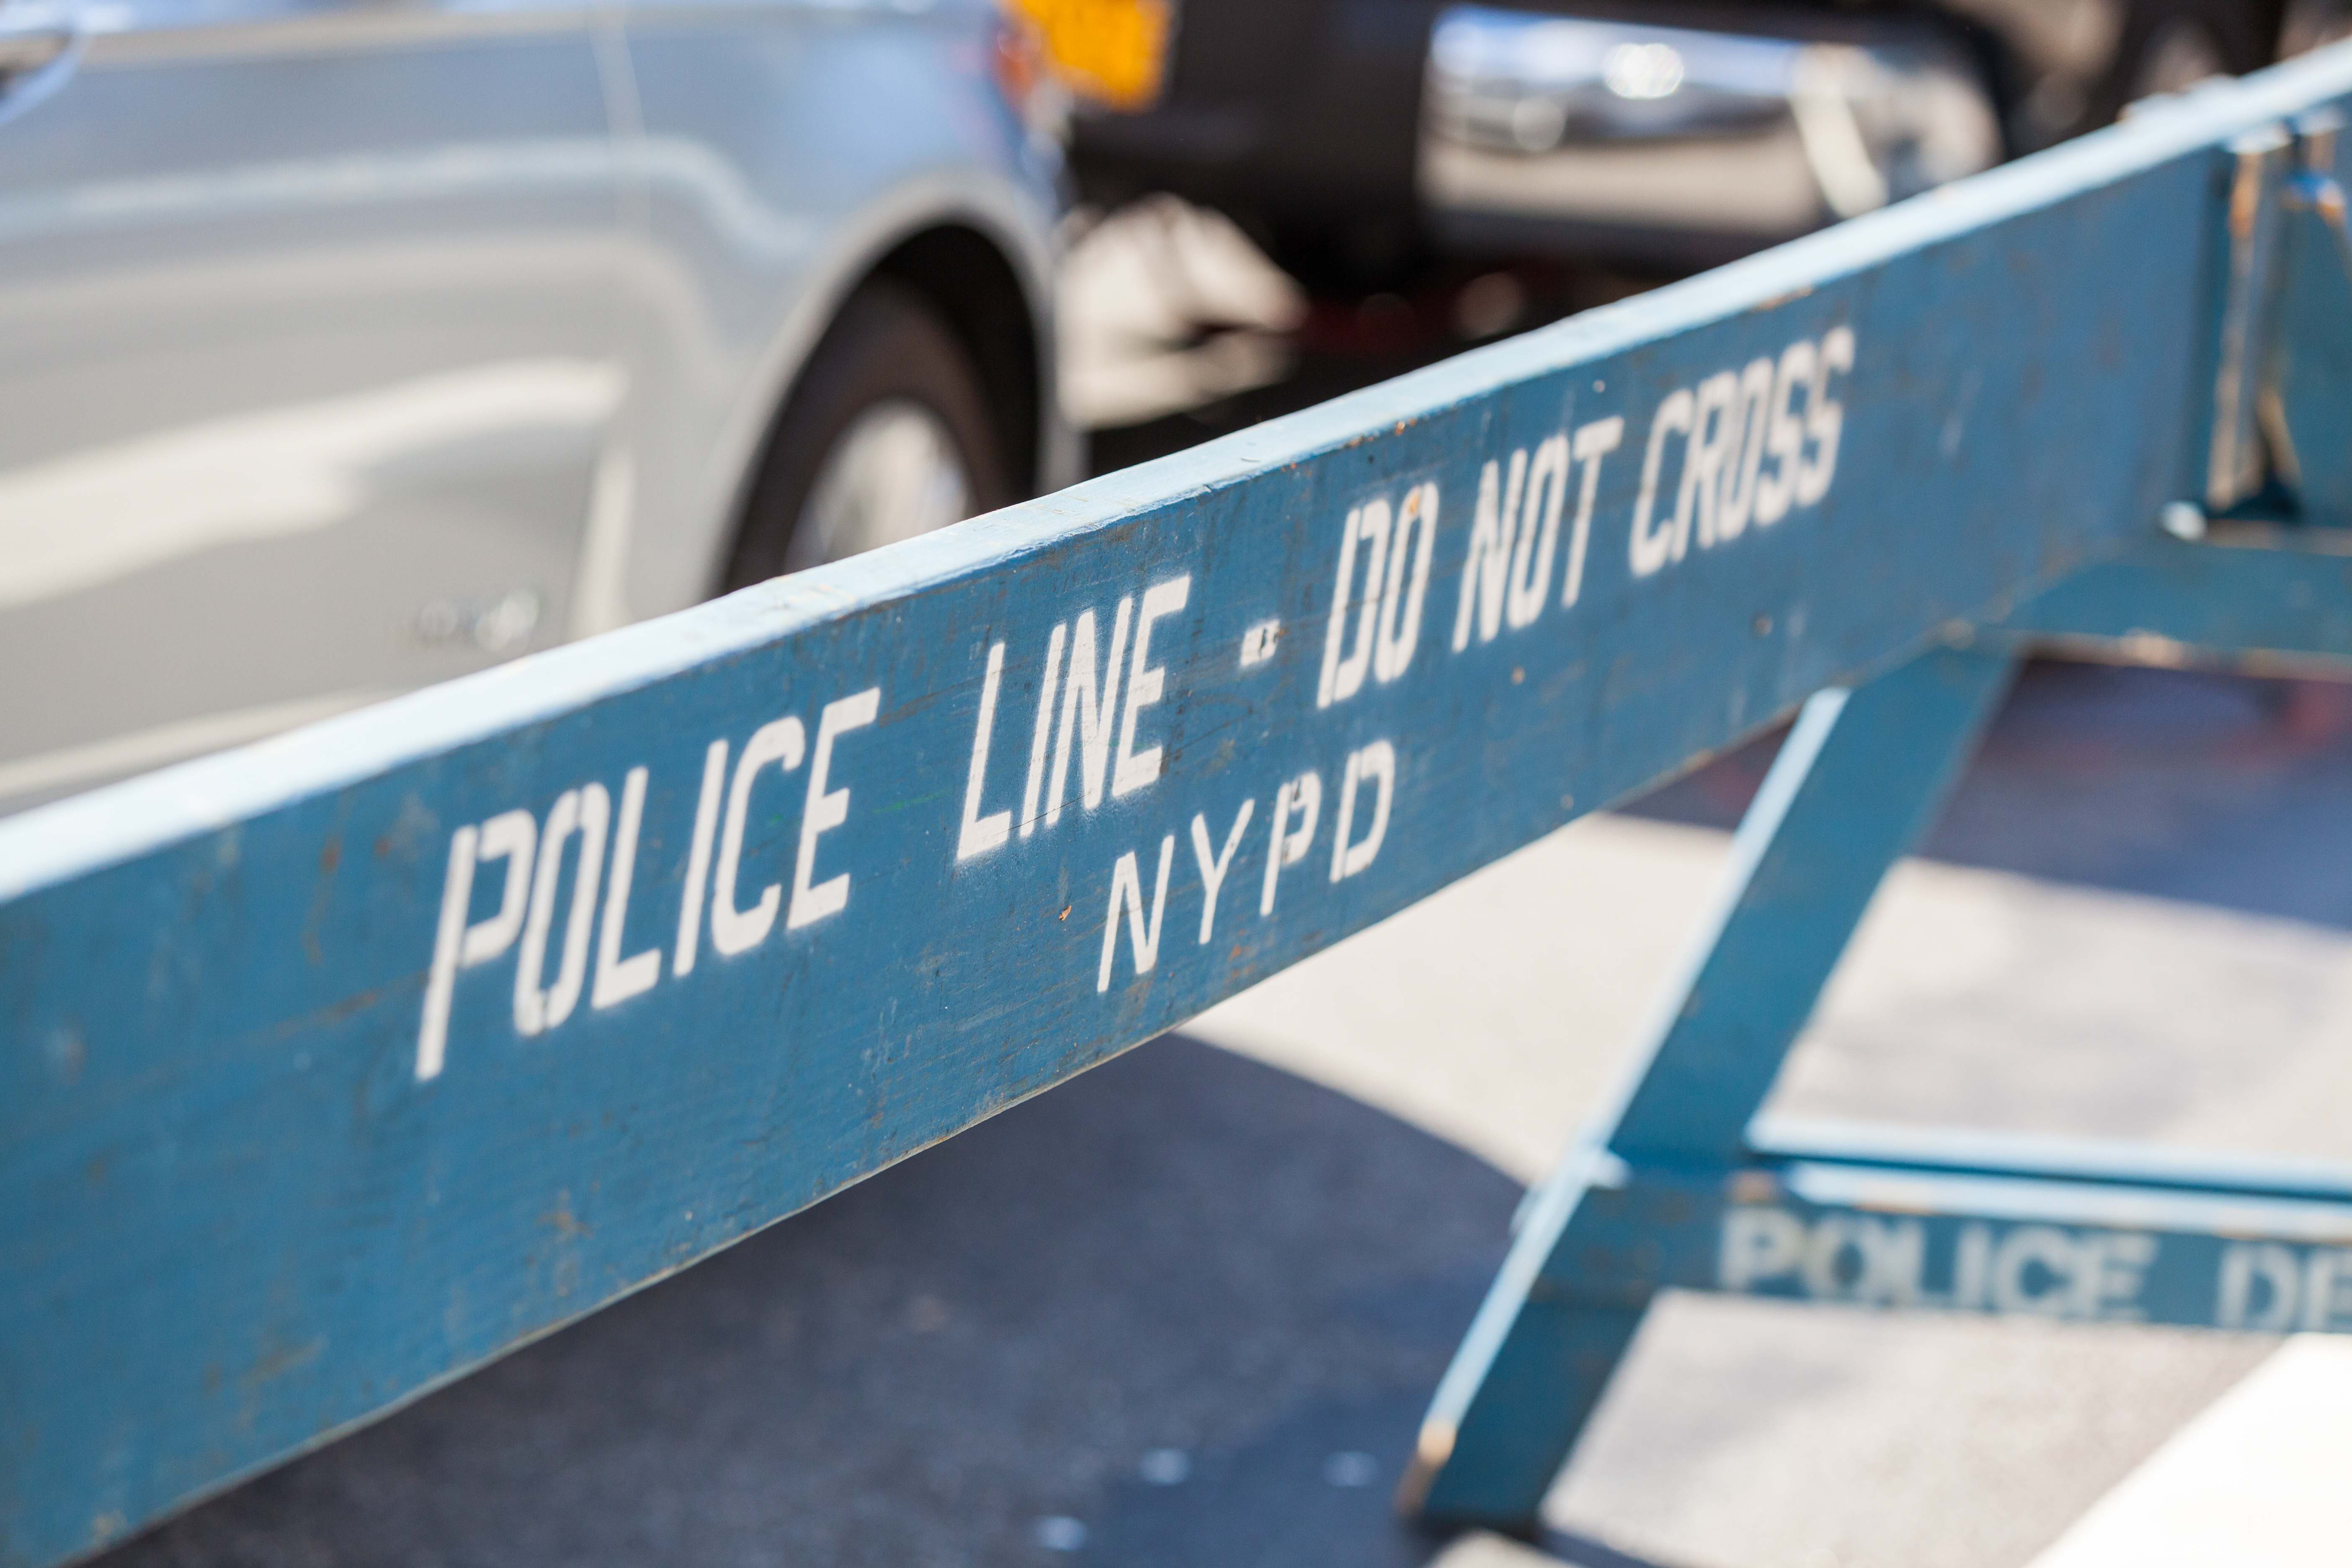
[1519,1150,2352,1331]
[8,50,2352,1567]
[1989,526,2352,674]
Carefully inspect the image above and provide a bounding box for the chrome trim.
[1420,7,2001,242]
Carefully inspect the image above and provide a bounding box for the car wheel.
[723,277,1015,591]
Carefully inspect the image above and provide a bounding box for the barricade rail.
[12,43,2352,1564]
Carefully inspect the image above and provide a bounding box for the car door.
[0,0,624,812]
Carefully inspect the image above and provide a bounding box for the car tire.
[723,277,1015,592]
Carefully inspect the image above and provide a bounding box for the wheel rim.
[787,398,975,570]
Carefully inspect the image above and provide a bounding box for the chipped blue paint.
[11,44,2352,1568]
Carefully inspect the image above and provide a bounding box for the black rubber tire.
[722,277,1014,592]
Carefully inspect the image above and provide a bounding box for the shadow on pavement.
[105,1040,1530,1568]
[1632,661,2352,931]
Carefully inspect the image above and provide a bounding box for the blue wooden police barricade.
[12,43,2352,1565]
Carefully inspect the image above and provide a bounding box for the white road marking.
[1428,1529,1570,1567]
[2028,1335,2352,1567]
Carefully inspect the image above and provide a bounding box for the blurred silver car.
[0,0,1070,814]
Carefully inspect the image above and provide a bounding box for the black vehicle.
[1072,0,2323,290]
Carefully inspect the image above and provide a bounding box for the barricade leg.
[1401,645,2019,1532]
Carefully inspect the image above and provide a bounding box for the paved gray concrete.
[104,1039,1528,1568]
[1191,664,2334,1568]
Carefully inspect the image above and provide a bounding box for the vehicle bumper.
[1418,6,2003,259]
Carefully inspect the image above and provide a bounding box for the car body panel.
[601,0,1061,624]
[0,0,1062,813]
[0,0,623,808]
